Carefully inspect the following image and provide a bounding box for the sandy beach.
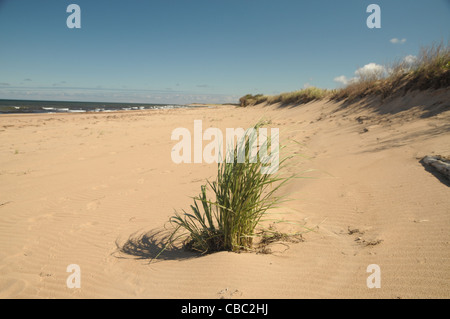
[0,89,449,299]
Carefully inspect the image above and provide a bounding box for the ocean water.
[0,99,197,114]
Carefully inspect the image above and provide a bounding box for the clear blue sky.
[0,0,449,104]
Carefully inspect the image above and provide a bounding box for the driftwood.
[422,155,450,180]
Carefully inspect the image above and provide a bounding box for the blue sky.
[0,0,449,104]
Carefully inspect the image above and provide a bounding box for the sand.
[0,89,449,299]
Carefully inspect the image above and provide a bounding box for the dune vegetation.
[240,42,450,107]
[159,122,298,256]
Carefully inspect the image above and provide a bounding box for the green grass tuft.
[159,121,295,256]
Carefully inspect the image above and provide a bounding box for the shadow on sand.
[333,90,449,118]
[419,158,450,187]
[114,229,199,263]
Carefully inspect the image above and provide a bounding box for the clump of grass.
[159,122,295,256]
[280,87,329,104]
[239,94,269,107]
[402,42,450,91]
[240,87,329,107]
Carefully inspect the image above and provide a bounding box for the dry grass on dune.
[239,87,330,107]
[331,42,450,101]
[240,42,450,107]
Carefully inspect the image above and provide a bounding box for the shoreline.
[0,104,223,118]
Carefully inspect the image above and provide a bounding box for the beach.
[0,90,449,299]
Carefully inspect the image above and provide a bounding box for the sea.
[0,99,200,114]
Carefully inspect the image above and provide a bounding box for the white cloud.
[333,75,349,85]
[334,62,387,86]
[355,63,386,78]
[403,55,417,65]
[390,38,406,44]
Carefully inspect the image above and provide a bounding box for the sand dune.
[0,89,449,299]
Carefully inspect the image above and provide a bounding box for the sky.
[0,0,449,104]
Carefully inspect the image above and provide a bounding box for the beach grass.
[160,122,294,255]
[239,87,329,107]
